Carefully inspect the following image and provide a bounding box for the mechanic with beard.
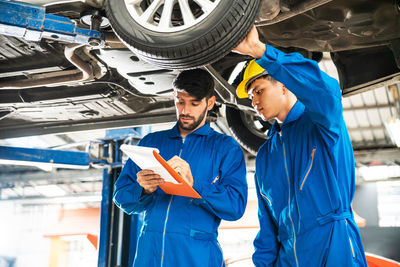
[113,69,248,267]
[233,26,367,266]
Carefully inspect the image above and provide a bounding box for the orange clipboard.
[152,150,202,199]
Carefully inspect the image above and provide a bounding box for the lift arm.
[0,0,104,46]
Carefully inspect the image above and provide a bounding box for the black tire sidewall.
[225,106,268,155]
[105,0,261,68]
[107,0,237,47]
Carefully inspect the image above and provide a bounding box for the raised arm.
[257,45,342,142]
[234,26,343,143]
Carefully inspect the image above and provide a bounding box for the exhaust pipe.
[0,44,103,89]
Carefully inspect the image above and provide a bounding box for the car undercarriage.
[0,0,399,155]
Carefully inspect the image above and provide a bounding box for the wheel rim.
[124,0,221,33]
[240,111,272,139]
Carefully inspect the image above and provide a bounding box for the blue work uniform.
[113,123,247,267]
[252,45,367,266]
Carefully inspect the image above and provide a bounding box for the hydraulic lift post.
[0,1,152,265]
[0,127,151,267]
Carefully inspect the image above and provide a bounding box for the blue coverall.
[252,45,367,266]
[113,123,247,267]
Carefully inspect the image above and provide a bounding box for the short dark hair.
[173,69,214,99]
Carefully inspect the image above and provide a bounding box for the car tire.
[225,106,271,155]
[105,0,261,69]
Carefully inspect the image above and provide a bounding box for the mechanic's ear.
[207,96,216,110]
[282,84,288,95]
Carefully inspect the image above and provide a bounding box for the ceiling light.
[35,185,67,197]
[0,159,89,171]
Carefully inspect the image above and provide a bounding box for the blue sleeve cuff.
[135,184,154,203]
[192,179,208,204]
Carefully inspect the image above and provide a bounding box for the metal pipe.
[0,44,96,89]
[0,70,83,89]
[116,209,125,266]
[0,109,14,121]
[64,44,93,81]
[82,46,107,79]
[255,0,333,26]
[204,65,254,112]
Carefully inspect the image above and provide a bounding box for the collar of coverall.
[169,122,212,139]
[267,100,305,138]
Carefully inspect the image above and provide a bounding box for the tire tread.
[105,0,262,69]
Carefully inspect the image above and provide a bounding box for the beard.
[178,106,208,132]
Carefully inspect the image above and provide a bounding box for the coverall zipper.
[161,195,173,267]
[161,137,185,267]
[279,131,299,267]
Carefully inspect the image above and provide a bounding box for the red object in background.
[86,234,98,250]
[366,253,400,267]
[44,207,100,249]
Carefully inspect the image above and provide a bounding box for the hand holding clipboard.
[120,144,202,199]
